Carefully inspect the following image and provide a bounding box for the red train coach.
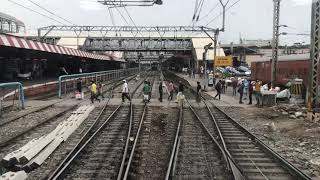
[250,54,316,86]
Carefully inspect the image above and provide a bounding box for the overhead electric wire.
[26,0,76,25]
[205,0,241,26]
[7,0,66,25]
[192,0,199,21]
[123,7,138,27]
[191,0,204,25]
[195,0,205,22]
[111,4,130,26]
[197,2,220,23]
[108,8,116,26]
[123,7,144,36]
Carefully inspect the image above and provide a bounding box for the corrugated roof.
[0,33,125,62]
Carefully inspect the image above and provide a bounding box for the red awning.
[0,33,124,62]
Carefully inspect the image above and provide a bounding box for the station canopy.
[0,33,124,62]
[192,38,225,61]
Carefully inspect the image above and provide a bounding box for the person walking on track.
[97,82,104,100]
[159,81,163,102]
[238,81,245,104]
[168,81,174,101]
[232,78,238,96]
[90,80,100,103]
[248,80,253,105]
[147,81,152,102]
[214,80,222,100]
[196,81,202,102]
[122,80,131,102]
[76,78,83,99]
[255,80,262,107]
[177,81,184,96]
[221,79,226,94]
[143,81,151,103]
[177,81,185,106]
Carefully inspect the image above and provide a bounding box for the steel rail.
[116,74,147,180]
[164,72,241,179]
[201,99,245,180]
[49,72,150,180]
[120,72,155,179]
[163,71,250,179]
[47,75,131,179]
[213,104,312,180]
[185,98,233,173]
[165,104,183,180]
[164,70,311,179]
[47,103,122,180]
[116,102,133,180]
[122,105,147,179]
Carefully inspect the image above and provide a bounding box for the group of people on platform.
[213,77,263,106]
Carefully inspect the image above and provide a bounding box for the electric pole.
[271,0,281,87]
[138,53,143,72]
[202,0,229,83]
[309,0,320,118]
[159,54,164,71]
[203,43,213,90]
[213,29,219,79]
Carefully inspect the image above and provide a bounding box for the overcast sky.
[0,0,313,45]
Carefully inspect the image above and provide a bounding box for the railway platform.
[175,73,257,108]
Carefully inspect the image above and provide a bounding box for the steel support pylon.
[271,0,281,87]
[309,0,320,119]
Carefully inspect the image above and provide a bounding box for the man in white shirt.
[122,80,131,102]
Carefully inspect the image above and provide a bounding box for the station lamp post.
[159,54,164,71]
[203,43,213,90]
[138,53,143,72]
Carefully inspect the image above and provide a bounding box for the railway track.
[120,75,180,180]
[48,73,155,179]
[170,103,232,179]
[0,73,145,175]
[207,103,310,180]
[48,104,131,179]
[0,73,137,149]
[164,71,311,180]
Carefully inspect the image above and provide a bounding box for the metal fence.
[58,68,139,98]
[0,82,25,116]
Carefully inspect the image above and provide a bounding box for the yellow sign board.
[215,56,233,67]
